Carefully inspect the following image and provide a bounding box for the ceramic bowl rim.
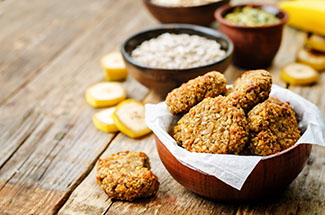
[215,3,289,29]
[121,23,233,72]
[144,0,229,9]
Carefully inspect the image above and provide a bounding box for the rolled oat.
[131,33,226,69]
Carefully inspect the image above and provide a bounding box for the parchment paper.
[145,85,325,190]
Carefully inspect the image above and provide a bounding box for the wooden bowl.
[143,0,230,26]
[121,24,233,97]
[215,4,288,69]
[155,135,312,201]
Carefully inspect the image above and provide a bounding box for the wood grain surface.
[0,0,324,214]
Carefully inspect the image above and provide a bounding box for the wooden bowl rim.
[155,133,310,174]
[144,0,229,9]
[215,3,289,29]
[260,142,305,160]
[156,132,307,159]
[120,24,233,72]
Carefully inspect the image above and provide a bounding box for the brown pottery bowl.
[143,0,230,26]
[215,4,288,69]
[155,136,312,201]
[121,24,233,97]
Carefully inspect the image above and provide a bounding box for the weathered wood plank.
[0,0,153,214]
[58,88,238,215]
[58,82,164,215]
[0,108,42,168]
[0,0,151,169]
[289,73,325,115]
[0,0,119,104]
[0,0,150,166]
[0,183,64,215]
[59,132,238,215]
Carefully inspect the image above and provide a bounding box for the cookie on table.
[173,96,248,154]
[165,71,227,115]
[248,97,301,156]
[96,151,159,201]
[228,69,272,112]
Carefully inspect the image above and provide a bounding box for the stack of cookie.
[167,70,301,156]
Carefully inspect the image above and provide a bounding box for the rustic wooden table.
[0,0,324,214]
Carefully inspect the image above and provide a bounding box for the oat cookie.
[248,97,301,156]
[228,69,272,112]
[166,71,227,115]
[96,151,159,201]
[173,96,248,154]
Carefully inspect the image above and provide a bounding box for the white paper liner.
[145,85,325,190]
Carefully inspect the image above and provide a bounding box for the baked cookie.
[228,69,272,112]
[173,96,248,154]
[165,71,227,115]
[96,151,159,201]
[248,97,301,156]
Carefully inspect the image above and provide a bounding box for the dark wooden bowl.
[121,24,233,97]
[155,136,312,201]
[143,0,230,26]
[215,4,288,69]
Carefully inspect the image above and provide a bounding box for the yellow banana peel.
[278,1,325,36]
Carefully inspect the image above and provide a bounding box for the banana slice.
[296,48,325,70]
[86,82,126,108]
[306,34,325,53]
[112,99,151,138]
[100,51,128,81]
[93,107,118,133]
[281,63,318,85]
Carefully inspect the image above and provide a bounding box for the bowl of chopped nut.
[143,0,230,26]
[121,24,233,97]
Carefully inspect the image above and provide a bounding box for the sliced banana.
[296,48,325,70]
[112,99,151,138]
[281,63,318,85]
[93,107,118,133]
[306,34,325,53]
[86,82,126,108]
[100,51,128,81]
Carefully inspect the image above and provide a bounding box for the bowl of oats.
[121,24,233,97]
[143,0,230,26]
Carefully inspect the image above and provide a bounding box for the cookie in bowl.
[228,69,272,112]
[173,95,248,154]
[148,69,315,201]
[165,71,227,115]
[248,97,301,156]
[170,69,300,157]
